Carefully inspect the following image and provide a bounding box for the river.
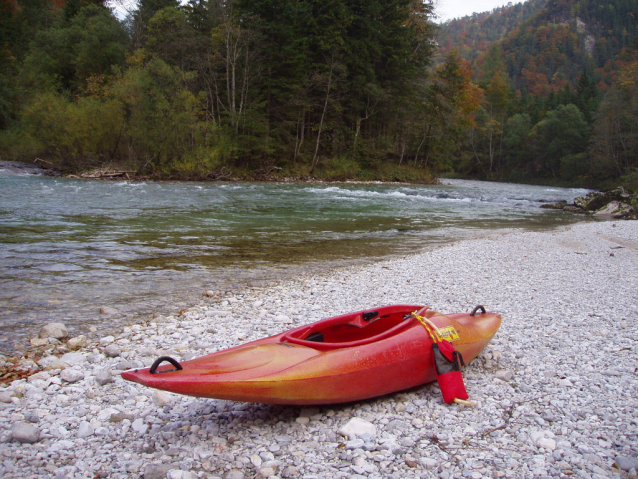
[0,161,591,355]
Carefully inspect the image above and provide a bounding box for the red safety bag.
[432,340,469,404]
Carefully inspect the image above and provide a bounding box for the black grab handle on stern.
[149,356,183,374]
[470,305,486,316]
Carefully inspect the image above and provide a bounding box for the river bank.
[1,220,636,478]
[3,159,438,185]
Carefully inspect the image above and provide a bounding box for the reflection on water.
[0,162,591,354]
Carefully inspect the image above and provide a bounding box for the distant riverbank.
[7,158,439,185]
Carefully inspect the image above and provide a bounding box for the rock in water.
[594,200,633,218]
[38,323,68,340]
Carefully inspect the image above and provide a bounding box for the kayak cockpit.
[281,304,425,350]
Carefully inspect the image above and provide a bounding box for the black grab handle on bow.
[149,356,183,374]
[470,305,486,316]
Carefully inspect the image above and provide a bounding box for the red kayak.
[121,304,501,405]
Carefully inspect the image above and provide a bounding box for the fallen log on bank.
[79,169,138,180]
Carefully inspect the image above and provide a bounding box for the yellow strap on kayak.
[411,311,443,343]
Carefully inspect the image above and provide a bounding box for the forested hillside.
[436,0,638,189]
[0,0,637,189]
[436,0,547,64]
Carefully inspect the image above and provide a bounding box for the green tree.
[18,90,125,167]
[589,54,638,183]
[21,5,128,93]
[208,5,266,149]
[1,0,57,62]
[419,50,481,172]
[502,113,532,177]
[574,70,599,123]
[63,0,108,20]
[530,103,589,178]
[109,55,209,174]
[0,0,59,127]
[478,44,506,83]
[467,70,512,177]
[130,0,180,47]
[145,7,203,71]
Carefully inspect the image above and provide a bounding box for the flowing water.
[0,161,591,355]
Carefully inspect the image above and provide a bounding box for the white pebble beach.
[1,219,637,479]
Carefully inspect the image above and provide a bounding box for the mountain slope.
[437,0,638,94]
[436,0,547,64]
[501,0,638,93]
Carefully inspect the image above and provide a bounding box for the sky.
[435,0,518,22]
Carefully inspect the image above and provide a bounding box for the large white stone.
[60,368,85,383]
[77,421,94,438]
[143,464,173,479]
[99,335,115,346]
[495,370,514,381]
[337,417,377,438]
[205,310,231,317]
[537,437,556,451]
[59,352,87,366]
[420,457,439,470]
[38,323,68,340]
[152,390,172,407]
[46,439,74,453]
[30,337,48,347]
[167,471,197,479]
[616,457,638,472]
[0,391,13,403]
[38,356,68,370]
[95,369,114,386]
[531,429,556,451]
[11,422,40,443]
[594,201,632,218]
[104,345,121,358]
[67,335,88,350]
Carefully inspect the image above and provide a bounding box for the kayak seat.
[284,308,419,350]
[305,332,325,342]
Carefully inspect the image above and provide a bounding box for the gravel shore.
[1,220,637,479]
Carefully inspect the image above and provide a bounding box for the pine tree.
[131,0,180,47]
[575,69,599,123]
